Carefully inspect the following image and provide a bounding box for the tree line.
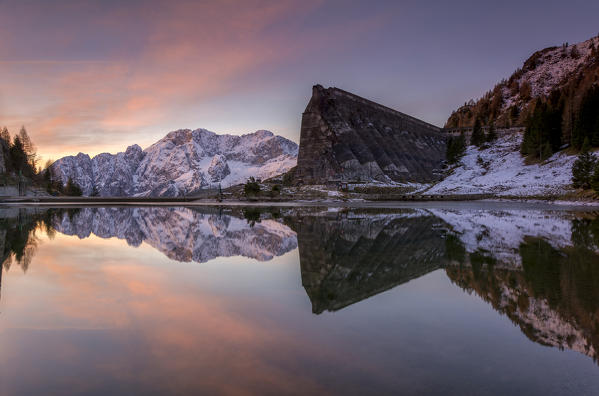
[445,121,497,164]
[446,36,599,163]
[0,126,82,196]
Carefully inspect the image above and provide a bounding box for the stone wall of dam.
[295,85,446,185]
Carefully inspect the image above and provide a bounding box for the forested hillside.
[446,34,599,159]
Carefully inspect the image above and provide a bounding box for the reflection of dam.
[288,211,450,313]
[287,208,599,365]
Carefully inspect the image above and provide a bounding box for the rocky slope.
[446,35,599,129]
[51,129,298,197]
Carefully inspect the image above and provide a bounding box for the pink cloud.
[0,0,389,159]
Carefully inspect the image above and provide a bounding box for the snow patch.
[427,133,577,197]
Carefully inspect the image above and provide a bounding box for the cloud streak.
[2,0,384,159]
[3,0,596,160]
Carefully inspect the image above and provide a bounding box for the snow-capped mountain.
[53,207,298,263]
[51,129,298,196]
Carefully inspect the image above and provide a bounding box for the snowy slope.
[427,133,577,197]
[52,129,298,197]
[509,37,598,102]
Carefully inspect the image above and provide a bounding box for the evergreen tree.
[508,105,520,126]
[572,85,599,149]
[486,121,497,142]
[243,177,260,196]
[0,127,10,144]
[9,136,29,175]
[64,177,83,196]
[521,98,562,158]
[591,162,599,193]
[572,138,596,189]
[446,132,466,164]
[470,117,485,147]
[18,126,36,169]
[541,142,553,161]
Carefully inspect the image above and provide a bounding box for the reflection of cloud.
[0,0,390,159]
[0,233,336,394]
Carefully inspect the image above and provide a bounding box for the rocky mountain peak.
[446,34,599,129]
[51,128,298,197]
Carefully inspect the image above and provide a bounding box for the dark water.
[0,205,598,395]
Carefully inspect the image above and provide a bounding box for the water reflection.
[289,210,449,313]
[53,207,297,262]
[1,205,599,380]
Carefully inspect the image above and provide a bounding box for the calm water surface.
[0,205,598,395]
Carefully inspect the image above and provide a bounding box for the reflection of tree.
[446,235,599,364]
[242,208,261,227]
[571,215,599,251]
[0,209,72,273]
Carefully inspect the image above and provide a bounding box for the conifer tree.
[521,98,562,158]
[0,127,10,145]
[470,117,485,147]
[65,177,83,196]
[446,132,466,164]
[591,163,599,193]
[486,121,497,142]
[572,138,596,189]
[572,85,599,149]
[18,126,37,169]
[541,142,553,161]
[9,136,29,175]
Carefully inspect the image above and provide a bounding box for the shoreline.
[2,196,599,211]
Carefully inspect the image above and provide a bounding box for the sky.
[0,0,598,161]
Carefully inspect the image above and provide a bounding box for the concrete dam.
[295,85,446,185]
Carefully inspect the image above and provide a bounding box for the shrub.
[243,177,260,196]
[572,138,596,189]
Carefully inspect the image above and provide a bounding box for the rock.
[52,152,94,195]
[207,154,230,182]
[295,85,446,184]
[91,144,145,196]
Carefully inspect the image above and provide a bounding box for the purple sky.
[0,0,597,160]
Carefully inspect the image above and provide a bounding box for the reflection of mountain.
[2,206,599,365]
[289,208,599,365]
[446,236,599,363]
[53,207,297,263]
[288,210,449,313]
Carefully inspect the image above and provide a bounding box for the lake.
[0,204,598,395]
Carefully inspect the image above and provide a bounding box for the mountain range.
[51,129,298,197]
